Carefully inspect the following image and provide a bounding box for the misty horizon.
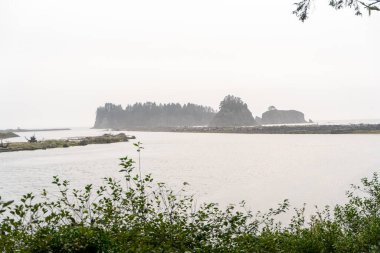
[1,0,379,129]
[2,95,380,129]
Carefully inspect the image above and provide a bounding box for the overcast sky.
[1,0,379,128]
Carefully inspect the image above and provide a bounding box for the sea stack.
[209,95,256,127]
[261,106,307,124]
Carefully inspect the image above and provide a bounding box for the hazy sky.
[1,0,379,128]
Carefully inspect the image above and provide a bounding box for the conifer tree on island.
[209,95,256,127]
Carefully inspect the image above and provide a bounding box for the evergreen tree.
[209,95,256,127]
[94,102,216,128]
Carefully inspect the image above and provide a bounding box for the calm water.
[1,128,380,214]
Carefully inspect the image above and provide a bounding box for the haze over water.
[1,128,380,214]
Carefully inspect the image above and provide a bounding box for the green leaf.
[2,200,14,208]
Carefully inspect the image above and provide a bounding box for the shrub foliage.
[1,147,380,252]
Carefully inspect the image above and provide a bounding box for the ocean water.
[1,128,380,215]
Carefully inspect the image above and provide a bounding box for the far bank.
[109,124,380,135]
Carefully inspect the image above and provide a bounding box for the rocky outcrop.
[261,107,307,124]
[209,95,256,127]
[94,99,311,129]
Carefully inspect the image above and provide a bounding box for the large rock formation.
[261,106,307,124]
[94,102,216,129]
[209,95,256,127]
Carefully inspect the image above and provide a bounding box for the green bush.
[1,145,380,252]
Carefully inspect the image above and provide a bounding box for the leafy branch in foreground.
[293,0,380,21]
[1,144,380,252]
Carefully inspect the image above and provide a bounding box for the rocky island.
[0,133,135,153]
[93,95,259,129]
[260,106,308,125]
[93,95,313,129]
[92,95,380,134]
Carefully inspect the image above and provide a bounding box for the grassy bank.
[0,133,135,153]
[1,148,380,252]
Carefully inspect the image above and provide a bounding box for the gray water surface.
[1,128,380,213]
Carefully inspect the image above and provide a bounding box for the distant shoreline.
[0,132,19,139]
[0,128,71,133]
[109,124,380,134]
